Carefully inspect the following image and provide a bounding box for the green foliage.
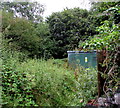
[34,22,55,59]
[74,67,98,105]
[47,8,96,58]
[1,11,14,31]
[1,2,119,107]
[35,22,50,38]
[91,2,119,13]
[90,2,120,25]
[2,52,37,107]
[81,1,120,97]
[1,1,44,23]
[16,59,97,106]
[80,21,120,50]
[2,11,41,57]
[2,51,97,106]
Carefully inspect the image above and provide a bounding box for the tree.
[1,1,44,23]
[90,1,120,25]
[34,22,56,59]
[2,11,41,57]
[46,8,96,58]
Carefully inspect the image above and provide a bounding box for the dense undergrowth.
[2,52,97,107]
[1,1,119,107]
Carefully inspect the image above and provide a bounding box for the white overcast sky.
[34,0,91,18]
[2,0,92,18]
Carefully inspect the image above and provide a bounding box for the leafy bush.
[46,8,96,58]
[2,52,37,107]
[79,19,120,98]
[80,21,119,50]
[16,59,98,106]
[2,51,97,107]
[15,59,78,106]
[2,11,41,58]
[74,67,98,105]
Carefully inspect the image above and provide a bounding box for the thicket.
[46,8,97,58]
[1,51,97,107]
[1,1,98,59]
[1,1,120,107]
[1,2,120,59]
[80,1,120,99]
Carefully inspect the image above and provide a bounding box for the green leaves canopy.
[46,8,96,58]
[81,21,120,50]
[2,11,40,57]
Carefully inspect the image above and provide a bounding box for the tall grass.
[2,52,98,106]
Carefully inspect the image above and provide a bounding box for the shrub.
[2,51,37,107]
[16,59,98,106]
[2,51,97,106]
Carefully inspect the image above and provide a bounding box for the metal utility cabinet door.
[67,51,97,69]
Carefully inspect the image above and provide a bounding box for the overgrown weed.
[2,52,98,106]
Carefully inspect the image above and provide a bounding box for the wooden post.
[97,50,106,97]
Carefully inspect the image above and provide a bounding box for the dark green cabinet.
[67,51,97,69]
